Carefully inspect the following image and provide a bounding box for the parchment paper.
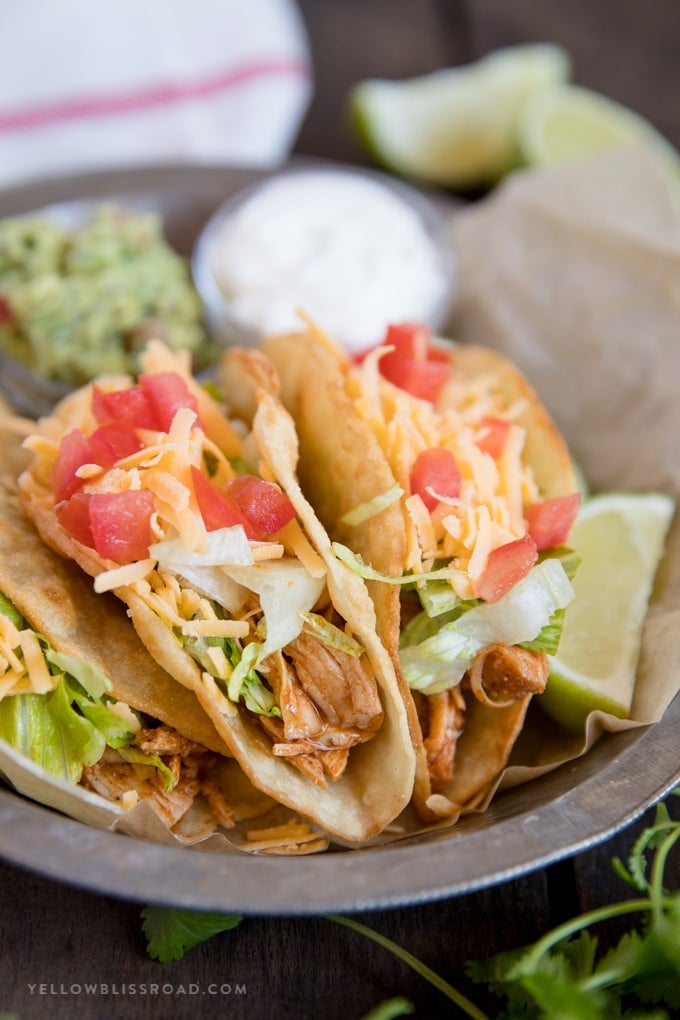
[444,143,680,796]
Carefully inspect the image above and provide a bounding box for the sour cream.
[195,169,454,354]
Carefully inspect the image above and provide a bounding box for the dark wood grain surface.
[1,799,678,1019]
[2,2,680,1017]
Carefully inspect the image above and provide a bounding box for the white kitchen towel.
[0,0,312,187]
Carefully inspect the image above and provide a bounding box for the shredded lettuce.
[44,647,111,700]
[151,527,254,568]
[520,611,567,655]
[340,485,404,526]
[221,560,325,658]
[519,550,580,655]
[400,602,474,649]
[240,670,280,717]
[0,590,24,628]
[0,677,130,783]
[300,612,364,657]
[226,641,260,703]
[72,690,139,749]
[0,590,140,783]
[399,629,485,694]
[182,625,280,718]
[444,558,574,647]
[332,542,465,587]
[414,579,465,618]
[118,744,175,792]
[399,559,574,695]
[173,563,248,616]
[225,641,280,717]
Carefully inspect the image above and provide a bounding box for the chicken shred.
[257,633,383,786]
[422,688,466,791]
[285,632,383,732]
[80,725,236,830]
[467,643,549,708]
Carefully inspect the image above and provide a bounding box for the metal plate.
[0,164,678,914]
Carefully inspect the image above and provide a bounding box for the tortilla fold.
[17,343,416,844]
[263,324,577,822]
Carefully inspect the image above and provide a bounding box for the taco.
[0,433,252,838]
[17,340,415,843]
[263,320,580,822]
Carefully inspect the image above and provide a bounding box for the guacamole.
[0,204,214,385]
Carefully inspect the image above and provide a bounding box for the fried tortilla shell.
[0,431,271,838]
[0,440,228,755]
[263,325,577,822]
[17,351,416,844]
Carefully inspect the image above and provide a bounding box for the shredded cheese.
[278,520,327,579]
[243,821,327,854]
[250,542,285,562]
[94,559,156,593]
[404,493,438,562]
[76,462,104,481]
[347,350,540,593]
[181,619,249,639]
[22,434,59,459]
[204,645,232,679]
[18,630,55,694]
[119,790,140,810]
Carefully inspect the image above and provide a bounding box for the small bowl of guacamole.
[0,202,217,418]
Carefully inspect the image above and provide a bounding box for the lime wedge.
[349,44,570,189]
[541,492,675,733]
[518,83,680,172]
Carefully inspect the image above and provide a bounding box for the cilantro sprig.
[141,791,680,1018]
[141,906,243,963]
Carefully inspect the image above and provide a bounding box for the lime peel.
[518,83,680,174]
[348,43,571,189]
[542,492,675,733]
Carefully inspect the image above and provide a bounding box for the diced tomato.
[351,327,420,365]
[228,475,297,536]
[92,383,161,431]
[410,448,461,512]
[57,492,95,548]
[475,534,538,603]
[384,322,432,360]
[52,428,95,503]
[378,323,451,403]
[139,371,199,432]
[525,492,581,551]
[88,490,155,563]
[87,422,143,468]
[191,466,258,539]
[476,416,512,459]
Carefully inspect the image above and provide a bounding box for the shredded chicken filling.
[418,688,466,791]
[157,569,385,788]
[416,642,548,788]
[258,629,384,789]
[81,723,236,830]
[466,643,549,708]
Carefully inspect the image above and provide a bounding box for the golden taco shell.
[0,430,272,841]
[263,324,578,822]
[0,440,228,755]
[17,343,415,844]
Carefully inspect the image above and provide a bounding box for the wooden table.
[1,2,679,1017]
[1,797,677,1019]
